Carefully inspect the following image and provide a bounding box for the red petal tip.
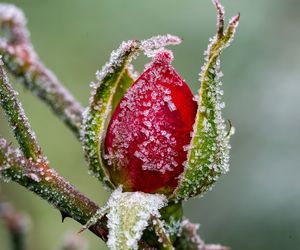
[152,50,173,65]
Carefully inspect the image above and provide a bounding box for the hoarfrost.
[0,61,41,160]
[104,48,199,178]
[28,172,40,182]
[0,4,27,27]
[107,187,167,250]
[81,34,182,186]
[175,0,240,200]
[141,34,182,58]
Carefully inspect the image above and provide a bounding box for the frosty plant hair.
[0,1,239,249]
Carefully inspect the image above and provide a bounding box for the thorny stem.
[0,138,109,241]
[0,4,83,137]
[0,140,209,249]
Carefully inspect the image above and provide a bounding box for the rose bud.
[82,10,239,199]
[104,50,197,195]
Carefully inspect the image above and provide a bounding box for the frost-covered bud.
[104,50,197,195]
[82,10,239,199]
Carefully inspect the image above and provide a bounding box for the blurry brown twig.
[0,137,109,242]
[174,219,230,250]
[0,60,108,241]
[0,196,29,250]
[61,232,88,250]
[0,4,83,137]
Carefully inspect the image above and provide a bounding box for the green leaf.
[175,0,240,200]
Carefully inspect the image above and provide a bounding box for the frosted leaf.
[107,187,167,250]
[174,0,240,200]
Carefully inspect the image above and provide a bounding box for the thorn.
[60,211,69,223]
[226,120,235,137]
[226,120,232,137]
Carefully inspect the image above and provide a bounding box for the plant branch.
[174,219,229,250]
[0,59,42,161]
[0,139,227,249]
[0,197,29,250]
[0,138,108,241]
[0,4,83,137]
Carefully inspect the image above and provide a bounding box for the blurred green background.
[1,0,300,249]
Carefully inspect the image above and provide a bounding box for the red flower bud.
[104,50,197,195]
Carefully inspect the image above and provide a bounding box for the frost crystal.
[0,4,27,27]
[0,59,42,161]
[80,40,140,189]
[175,0,239,200]
[81,35,182,190]
[105,49,197,194]
[141,34,182,58]
[106,187,167,250]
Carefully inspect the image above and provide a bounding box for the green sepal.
[174,1,240,200]
[81,40,140,189]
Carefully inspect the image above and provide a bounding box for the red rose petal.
[105,50,197,195]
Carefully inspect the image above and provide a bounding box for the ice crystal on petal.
[105,49,197,194]
[106,187,167,250]
[81,35,182,190]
